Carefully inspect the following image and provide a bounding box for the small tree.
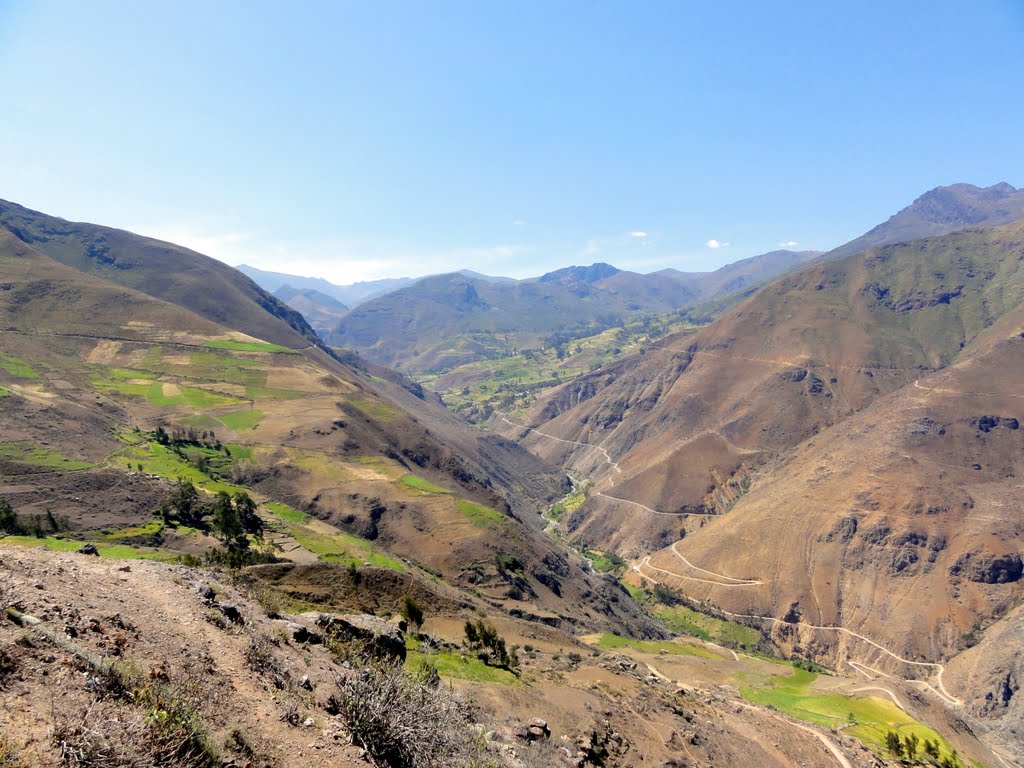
[401,595,424,631]
[0,498,20,534]
[463,620,516,671]
[904,733,919,760]
[167,478,205,527]
[884,730,904,758]
[232,492,263,539]
[923,738,939,759]
[211,491,246,550]
[463,620,478,647]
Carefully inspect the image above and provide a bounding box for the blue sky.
[1,1,1022,283]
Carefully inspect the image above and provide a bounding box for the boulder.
[77,543,99,556]
[306,613,405,663]
[216,603,244,624]
[285,622,322,645]
[526,718,550,741]
[196,584,216,601]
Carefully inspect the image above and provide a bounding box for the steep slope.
[517,222,1024,541]
[830,181,1024,260]
[0,199,319,349]
[1,545,906,768]
[643,305,1024,660]
[507,221,1024,761]
[0,218,658,638]
[512,222,1024,647]
[274,284,350,338]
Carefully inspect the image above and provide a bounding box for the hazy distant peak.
[539,262,621,284]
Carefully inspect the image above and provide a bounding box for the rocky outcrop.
[972,415,1020,432]
[950,551,1024,584]
[307,612,406,662]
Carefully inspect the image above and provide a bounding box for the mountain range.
[1,183,1023,766]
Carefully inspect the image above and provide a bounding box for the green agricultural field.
[0,535,177,561]
[548,486,587,522]
[739,667,959,762]
[587,549,626,574]
[133,348,269,387]
[217,409,264,431]
[264,504,405,570]
[399,474,451,495]
[0,387,10,397]
[0,353,40,379]
[406,649,518,685]
[418,314,703,421]
[203,340,296,353]
[398,475,506,528]
[265,501,310,524]
[0,442,93,471]
[346,395,400,422]
[655,604,761,649]
[116,439,245,495]
[456,499,506,527]
[225,443,253,459]
[179,413,222,429]
[595,633,724,660]
[93,379,152,398]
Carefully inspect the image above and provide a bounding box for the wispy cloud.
[778,240,799,247]
[705,239,731,249]
[629,231,648,239]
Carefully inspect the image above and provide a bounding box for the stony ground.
[0,546,890,768]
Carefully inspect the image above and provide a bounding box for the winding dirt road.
[501,408,964,709]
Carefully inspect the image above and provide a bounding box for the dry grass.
[335,662,484,768]
[51,664,223,768]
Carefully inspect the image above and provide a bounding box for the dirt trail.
[595,491,718,516]
[913,378,1024,399]
[637,557,962,706]
[498,415,622,474]
[509,383,978,710]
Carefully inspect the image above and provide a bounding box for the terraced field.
[417,314,702,421]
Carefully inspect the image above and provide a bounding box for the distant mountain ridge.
[238,264,515,308]
[236,264,418,307]
[327,249,819,372]
[273,285,350,339]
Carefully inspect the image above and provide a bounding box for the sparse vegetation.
[401,595,424,630]
[0,497,72,538]
[52,664,221,768]
[463,620,519,672]
[0,353,39,379]
[335,661,482,768]
[0,442,93,471]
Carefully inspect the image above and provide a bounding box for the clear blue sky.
[1,1,1022,282]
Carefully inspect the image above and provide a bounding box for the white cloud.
[705,239,731,249]
[629,231,648,239]
[779,240,799,247]
[513,219,527,227]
